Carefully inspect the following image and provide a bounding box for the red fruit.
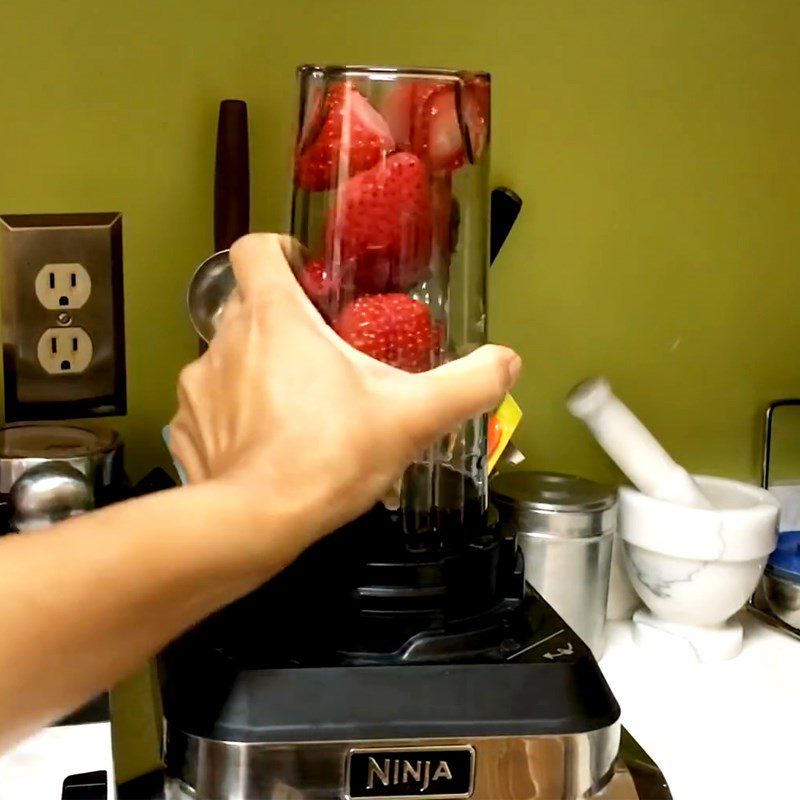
[464,78,491,161]
[298,258,354,320]
[326,152,433,293]
[488,415,503,456]
[295,83,394,191]
[334,294,439,373]
[410,79,489,172]
[430,173,458,263]
[381,81,445,151]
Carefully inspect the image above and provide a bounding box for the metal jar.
[0,423,125,532]
[491,471,616,659]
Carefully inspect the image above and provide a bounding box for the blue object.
[767,530,800,580]
[161,426,188,486]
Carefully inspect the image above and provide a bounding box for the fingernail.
[507,354,522,385]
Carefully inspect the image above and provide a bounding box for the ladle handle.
[214,100,250,252]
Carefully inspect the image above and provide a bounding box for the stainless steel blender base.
[165,768,638,800]
[164,723,625,800]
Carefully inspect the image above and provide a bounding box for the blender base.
[113,594,671,800]
[160,595,629,800]
[114,510,671,800]
[159,652,673,799]
[164,729,623,800]
[163,757,646,800]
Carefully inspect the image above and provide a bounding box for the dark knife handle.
[490,186,522,266]
[214,99,250,252]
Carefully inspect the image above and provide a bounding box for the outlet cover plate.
[0,213,126,421]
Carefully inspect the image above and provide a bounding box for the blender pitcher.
[289,64,492,538]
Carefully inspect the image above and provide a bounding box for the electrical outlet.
[36,328,93,374]
[0,213,126,421]
[34,263,92,310]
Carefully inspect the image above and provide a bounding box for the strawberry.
[380,80,446,151]
[295,83,394,191]
[429,173,459,264]
[334,293,439,373]
[464,77,491,161]
[326,152,433,293]
[298,257,354,321]
[417,81,490,171]
[488,415,503,456]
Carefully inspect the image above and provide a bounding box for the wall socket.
[0,213,126,421]
[34,263,92,310]
[37,327,94,374]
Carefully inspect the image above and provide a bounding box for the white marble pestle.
[567,377,713,510]
[568,376,780,662]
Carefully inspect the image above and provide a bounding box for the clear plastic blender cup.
[289,64,491,538]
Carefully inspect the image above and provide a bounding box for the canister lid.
[490,471,617,538]
[491,471,616,513]
[0,423,122,497]
[0,424,119,459]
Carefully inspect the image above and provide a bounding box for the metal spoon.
[186,250,235,343]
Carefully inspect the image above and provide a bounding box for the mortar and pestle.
[568,377,779,662]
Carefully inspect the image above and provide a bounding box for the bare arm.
[0,482,283,751]
[0,234,520,752]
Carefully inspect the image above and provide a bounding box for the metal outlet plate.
[0,213,126,420]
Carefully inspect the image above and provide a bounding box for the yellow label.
[487,394,523,473]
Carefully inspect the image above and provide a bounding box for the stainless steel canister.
[491,471,616,659]
[0,423,124,532]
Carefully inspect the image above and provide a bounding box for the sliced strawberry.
[488,415,503,456]
[381,80,445,151]
[430,173,458,264]
[380,82,415,150]
[297,83,325,150]
[411,78,490,172]
[298,257,355,321]
[326,152,433,293]
[416,86,465,171]
[295,83,394,191]
[463,77,490,162]
[334,293,439,373]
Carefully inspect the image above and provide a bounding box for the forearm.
[0,481,296,752]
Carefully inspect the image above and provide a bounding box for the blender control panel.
[507,626,579,663]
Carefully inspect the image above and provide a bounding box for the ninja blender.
[110,66,666,800]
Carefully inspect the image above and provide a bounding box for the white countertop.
[0,721,113,800]
[1,615,798,799]
[600,615,800,800]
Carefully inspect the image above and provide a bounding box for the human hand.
[169,233,520,556]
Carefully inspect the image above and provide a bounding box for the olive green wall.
[1,1,799,484]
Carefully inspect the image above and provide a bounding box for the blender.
[110,65,666,800]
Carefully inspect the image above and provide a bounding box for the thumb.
[228,233,308,304]
[404,345,521,444]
